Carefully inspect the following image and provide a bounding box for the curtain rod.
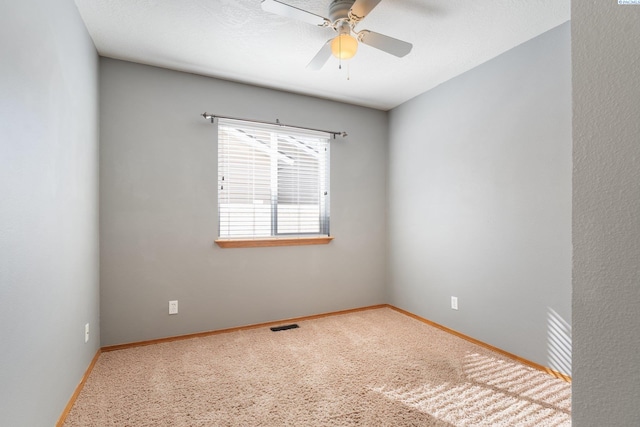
[201,113,347,138]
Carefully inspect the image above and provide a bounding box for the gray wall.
[572,2,640,425]
[387,23,572,374]
[0,0,100,425]
[99,59,388,346]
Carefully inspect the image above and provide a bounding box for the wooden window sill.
[215,236,334,248]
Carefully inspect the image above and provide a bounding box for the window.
[216,118,331,246]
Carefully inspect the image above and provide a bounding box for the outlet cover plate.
[169,300,178,315]
[451,296,458,310]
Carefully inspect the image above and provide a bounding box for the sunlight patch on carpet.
[371,352,570,426]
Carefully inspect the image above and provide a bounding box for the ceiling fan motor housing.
[329,0,355,22]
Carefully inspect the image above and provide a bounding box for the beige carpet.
[64,308,571,426]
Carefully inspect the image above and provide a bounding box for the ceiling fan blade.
[261,0,330,27]
[306,40,333,70]
[349,0,383,20]
[358,30,413,57]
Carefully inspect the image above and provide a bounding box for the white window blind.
[217,118,330,239]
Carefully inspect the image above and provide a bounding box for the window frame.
[214,118,332,248]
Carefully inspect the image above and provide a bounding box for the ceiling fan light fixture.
[331,34,358,60]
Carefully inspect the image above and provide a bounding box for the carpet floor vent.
[270,324,299,332]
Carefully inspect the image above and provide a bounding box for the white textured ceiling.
[74,0,569,110]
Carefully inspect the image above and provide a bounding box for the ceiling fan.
[261,0,413,70]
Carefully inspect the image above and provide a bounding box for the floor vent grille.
[270,324,299,332]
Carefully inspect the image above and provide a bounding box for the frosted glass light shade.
[331,34,358,59]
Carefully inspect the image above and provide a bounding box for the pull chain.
[338,35,343,70]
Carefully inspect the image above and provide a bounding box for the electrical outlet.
[451,296,458,310]
[84,323,90,343]
[169,300,178,315]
